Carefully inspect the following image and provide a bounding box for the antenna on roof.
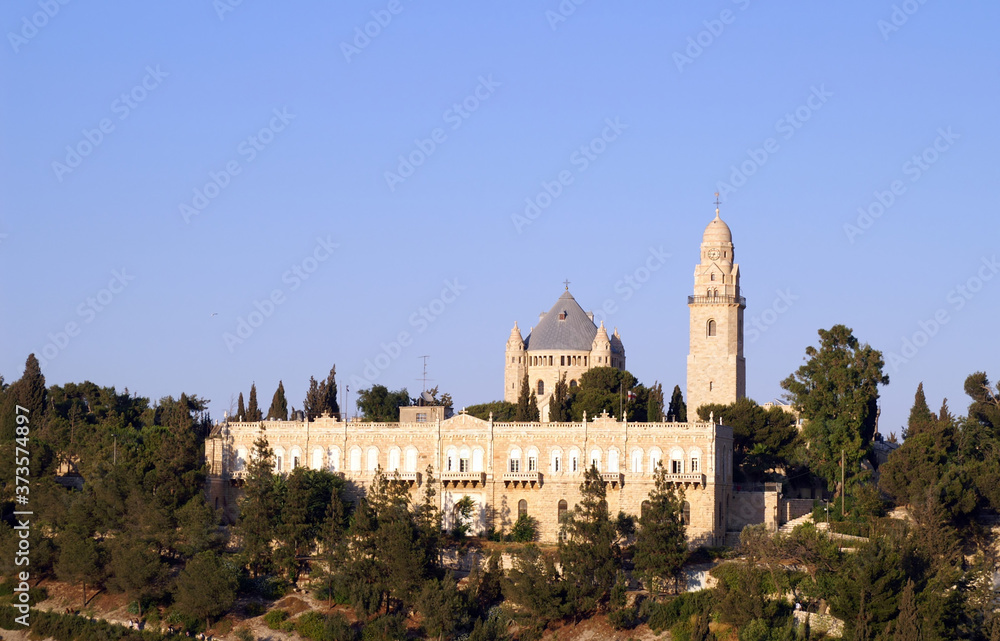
[417,355,434,394]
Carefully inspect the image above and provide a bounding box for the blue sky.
[1,1,998,436]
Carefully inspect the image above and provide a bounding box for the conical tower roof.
[525,290,598,351]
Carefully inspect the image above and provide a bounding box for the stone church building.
[205,208,747,545]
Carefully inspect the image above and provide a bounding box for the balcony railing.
[441,471,487,486]
[664,472,706,486]
[600,472,625,487]
[502,471,542,486]
[687,295,746,306]
[386,471,421,485]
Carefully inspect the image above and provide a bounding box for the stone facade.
[205,208,747,546]
[686,208,746,416]
[206,411,733,546]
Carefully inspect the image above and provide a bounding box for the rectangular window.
[560,355,565,366]
[672,460,682,474]
[416,412,427,423]
[509,459,520,473]
[276,456,283,472]
[293,457,300,469]
[691,458,699,472]
[460,458,469,473]
[554,457,561,472]
[528,457,537,472]
[572,456,579,472]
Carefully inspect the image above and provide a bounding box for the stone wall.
[206,412,733,546]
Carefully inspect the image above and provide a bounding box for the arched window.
[649,447,662,473]
[608,448,620,473]
[312,447,324,470]
[707,319,717,337]
[472,447,485,472]
[236,447,248,472]
[710,272,716,281]
[366,447,379,472]
[631,448,643,474]
[682,501,691,525]
[589,448,602,472]
[518,499,528,518]
[551,448,562,473]
[569,379,577,389]
[388,447,401,472]
[670,447,684,474]
[641,500,651,519]
[349,447,362,472]
[460,446,471,473]
[509,447,522,473]
[290,447,302,469]
[329,446,342,472]
[405,447,418,472]
[558,499,568,523]
[526,447,539,472]
[537,380,545,395]
[569,447,580,473]
[274,447,285,474]
[446,447,458,472]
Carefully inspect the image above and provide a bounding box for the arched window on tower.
[537,380,545,395]
[569,380,577,389]
[682,501,691,525]
[518,499,528,519]
[707,320,717,337]
[710,273,716,281]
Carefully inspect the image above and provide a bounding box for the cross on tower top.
[563,279,571,291]
[714,192,721,216]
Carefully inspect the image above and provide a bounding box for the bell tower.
[686,196,746,417]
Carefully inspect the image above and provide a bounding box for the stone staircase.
[778,511,815,534]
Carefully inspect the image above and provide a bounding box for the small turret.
[592,321,612,366]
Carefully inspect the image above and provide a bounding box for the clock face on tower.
[706,248,722,261]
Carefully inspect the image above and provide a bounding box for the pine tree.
[633,465,687,594]
[667,384,687,422]
[246,383,262,421]
[267,380,288,421]
[515,372,537,421]
[236,435,278,576]
[237,392,246,421]
[548,373,569,422]
[647,382,665,422]
[0,354,47,443]
[905,383,936,439]
[559,464,620,615]
[893,580,921,641]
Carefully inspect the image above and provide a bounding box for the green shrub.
[509,515,539,543]
[0,581,13,597]
[296,611,326,639]
[325,612,360,641]
[235,627,256,641]
[244,601,265,617]
[264,608,290,630]
[643,590,714,633]
[361,613,407,641]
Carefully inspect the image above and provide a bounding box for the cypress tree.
[905,383,936,438]
[237,392,246,421]
[515,372,537,421]
[246,383,262,421]
[304,376,322,420]
[647,382,665,422]
[893,580,920,641]
[548,373,569,422]
[267,380,288,421]
[323,366,340,416]
[667,385,687,422]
